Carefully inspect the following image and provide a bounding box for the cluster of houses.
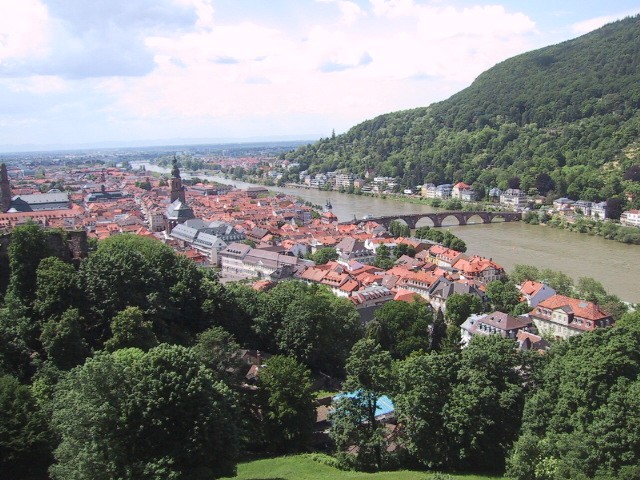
[0,162,619,350]
[461,280,614,351]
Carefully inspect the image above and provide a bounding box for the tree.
[211,282,261,348]
[575,276,608,303]
[276,289,362,375]
[507,321,640,479]
[444,293,483,327]
[79,235,210,346]
[40,308,90,370]
[78,243,154,343]
[311,247,338,265]
[508,176,521,189]
[445,236,467,252]
[509,264,540,285]
[51,345,238,480]
[539,268,574,296]
[33,257,79,324]
[605,196,625,220]
[388,220,410,238]
[486,280,526,314]
[429,308,447,352]
[535,172,555,195]
[394,352,459,469]
[5,224,51,309]
[330,339,393,471]
[0,374,51,480]
[258,355,315,453]
[193,326,243,384]
[373,244,394,270]
[255,282,363,374]
[445,335,526,472]
[253,281,314,351]
[367,300,432,359]
[393,242,416,259]
[104,306,158,352]
[623,164,640,182]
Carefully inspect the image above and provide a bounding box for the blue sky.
[0,0,638,150]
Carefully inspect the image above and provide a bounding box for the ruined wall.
[0,229,89,296]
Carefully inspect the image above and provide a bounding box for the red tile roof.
[535,294,611,322]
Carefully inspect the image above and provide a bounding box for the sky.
[0,0,639,151]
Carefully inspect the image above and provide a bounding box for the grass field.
[223,454,502,480]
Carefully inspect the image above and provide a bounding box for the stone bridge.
[340,211,522,229]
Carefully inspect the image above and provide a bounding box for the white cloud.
[571,11,635,35]
[109,1,536,128]
[0,0,543,144]
[316,0,365,25]
[173,0,215,29]
[0,0,51,64]
[572,15,617,34]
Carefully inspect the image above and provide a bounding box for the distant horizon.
[0,136,317,155]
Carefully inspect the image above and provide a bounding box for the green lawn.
[223,454,502,480]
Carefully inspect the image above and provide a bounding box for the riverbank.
[525,213,640,245]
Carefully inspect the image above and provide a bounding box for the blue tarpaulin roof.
[334,392,395,417]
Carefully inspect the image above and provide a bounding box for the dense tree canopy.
[367,300,432,359]
[508,319,640,479]
[0,374,51,480]
[0,222,637,479]
[51,345,239,480]
[254,282,363,374]
[445,335,527,472]
[258,355,315,453]
[394,352,459,469]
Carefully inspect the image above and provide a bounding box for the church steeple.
[0,163,12,213]
[170,156,185,203]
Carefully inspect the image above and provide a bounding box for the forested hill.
[287,15,640,203]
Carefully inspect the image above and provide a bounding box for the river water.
[134,163,640,302]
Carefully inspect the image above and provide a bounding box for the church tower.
[0,163,12,213]
[165,156,194,234]
[170,156,185,203]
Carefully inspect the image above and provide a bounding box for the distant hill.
[287,15,640,204]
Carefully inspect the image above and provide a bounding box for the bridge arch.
[415,216,436,228]
[490,213,507,223]
[438,213,465,226]
[387,217,413,233]
[465,213,485,225]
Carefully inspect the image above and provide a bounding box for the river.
[133,163,640,302]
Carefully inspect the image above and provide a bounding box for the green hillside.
[223,454,500,480]
[287,15,640,204]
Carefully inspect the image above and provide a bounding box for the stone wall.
[0,229,89,296]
